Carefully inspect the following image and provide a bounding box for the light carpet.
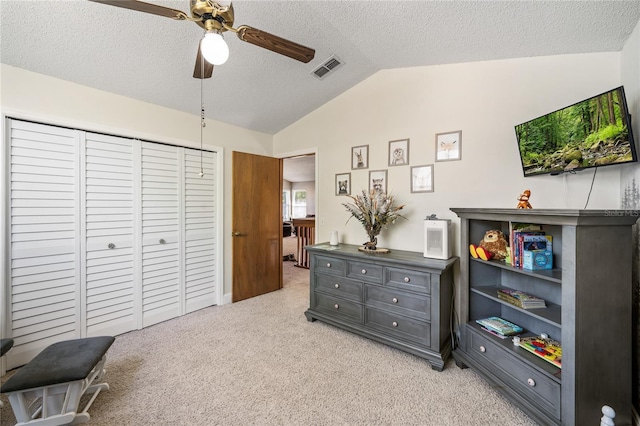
[1,240,537,425]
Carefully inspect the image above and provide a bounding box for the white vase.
[330,231,339,246]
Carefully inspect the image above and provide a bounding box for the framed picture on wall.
[351,145,369,170]
[410,164,434,193]
[335,172,351,196]
[435,130,462,162]
[388,138,409,166]
[369,169,387,193]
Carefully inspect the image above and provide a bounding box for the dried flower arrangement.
[342,189,406,250]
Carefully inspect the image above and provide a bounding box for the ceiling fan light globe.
[201,32,229,65]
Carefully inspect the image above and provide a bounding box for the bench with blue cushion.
[1,336,115,426]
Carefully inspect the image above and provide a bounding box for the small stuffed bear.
[470,230,509,261]
[517,189,532,209]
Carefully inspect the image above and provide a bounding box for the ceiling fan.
[88,0,316,79]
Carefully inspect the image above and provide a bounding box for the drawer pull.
[361,269,367,274]
[327,263,331,268]
[392,321,398,327]
[159,239,166,244]
[108,243,115,249]
[527,378,536,387]
[334,283,340,289]
[334,304,339,310]
[392,297,398,304]
[404,277,410,283]
[479,345,486,353]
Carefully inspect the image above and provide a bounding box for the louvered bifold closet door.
[141,142,181,327]
[82,133,136,337]
[8,120,81,369]
[184,149,217,312]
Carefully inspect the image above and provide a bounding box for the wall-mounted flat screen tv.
[515,86,637,176]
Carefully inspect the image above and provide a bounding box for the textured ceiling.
[283,155,315,182]
[2,1,640,135]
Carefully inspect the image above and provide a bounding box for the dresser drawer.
[347,260,383,283]
[467,327,560,419]
[314,255,346,276]
[314,292,363,324]
[384,267,431,294]
[365,307,431,347]
[364,284,430,320]
[316,274,363,302]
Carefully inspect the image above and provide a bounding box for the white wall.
[622,16,640,155]
[274,52,625,254]
[0,64,273,300]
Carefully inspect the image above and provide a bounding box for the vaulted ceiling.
[2,1,640,135]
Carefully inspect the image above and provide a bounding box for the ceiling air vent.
[312,56,343,79]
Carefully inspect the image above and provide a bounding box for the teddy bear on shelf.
[470,229,509,261]
[517,189,532,209]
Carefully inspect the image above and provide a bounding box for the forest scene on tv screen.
[515,87,635,176]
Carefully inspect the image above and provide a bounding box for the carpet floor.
[1,238,537,425]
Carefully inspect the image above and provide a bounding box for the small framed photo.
[335,172,351,196]
[388,138,409,166]
[351,145,369,170]
[435,130,462,162]
[369,169,387,193]
[411,164,434,193]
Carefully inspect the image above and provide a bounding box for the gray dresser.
[451,208,637,425]
[304,243,458,371]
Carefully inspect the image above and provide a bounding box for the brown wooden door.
[232,151,282,302]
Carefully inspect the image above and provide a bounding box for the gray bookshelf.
[451,208,637,425]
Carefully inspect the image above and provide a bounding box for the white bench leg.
[4,355,111,426]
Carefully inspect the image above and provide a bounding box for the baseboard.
[223,293,232,305]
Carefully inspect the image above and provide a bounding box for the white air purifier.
[424,217,452,260]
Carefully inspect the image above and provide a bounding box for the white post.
[600,405,616,426]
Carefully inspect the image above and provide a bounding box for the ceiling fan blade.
[87,0,188,20]
[193,44,214,79]
[236,25,315,63]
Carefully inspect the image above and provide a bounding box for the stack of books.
[509,222,553,270]
[476,316,523,338]
[497,288,546,309]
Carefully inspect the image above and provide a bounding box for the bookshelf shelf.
[468,322,561,379]
[470,286,561,327]
[451,208,636,426]
[470,257,562,283]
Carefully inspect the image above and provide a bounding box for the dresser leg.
[430,362,445,371]
[304,311,316,322]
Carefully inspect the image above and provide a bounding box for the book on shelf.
[508,222,544,268]
[476,316,523,336]
[517,335,562,368]
[497,288,546,309]
[480,326,510,339]
[508,223,537,267]
[522,234,553,270]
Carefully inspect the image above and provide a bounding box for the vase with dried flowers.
[342,189,406,251]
